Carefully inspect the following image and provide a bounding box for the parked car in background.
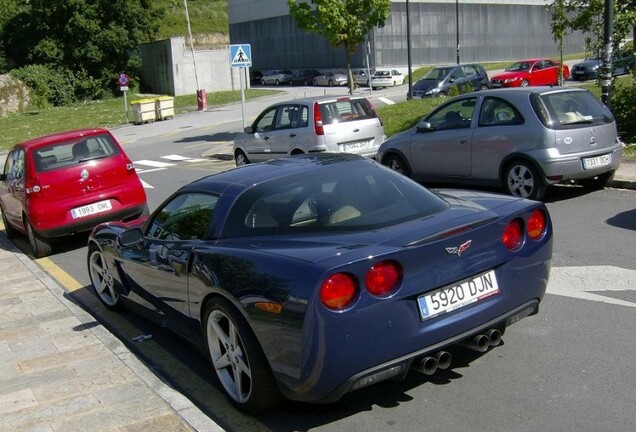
[313,71,348,86]
[290,69,322,86]
[410,63,490,98]
[352,69,371,86]
[370,69,405,88]
[249,69,263,85]
[378,87,622,200]
[87,152,553,413]
[490,58,569,87]
[0,128,147,257]
[571,52,635,81]
[570,58,602,81]
[233,95,385,165]
[261,69,293,85]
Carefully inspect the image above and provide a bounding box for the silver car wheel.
[88,247,119,308]
[505,159,549,200]
[383,154,410,177]
[207,309,252,404]
[235,150,250,166]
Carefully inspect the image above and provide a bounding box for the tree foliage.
[288,0,392,94]
[1,0,162,101]
[547,0,636,55]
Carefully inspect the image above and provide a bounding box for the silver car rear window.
[531,91,614,129]
[318,99,376,125]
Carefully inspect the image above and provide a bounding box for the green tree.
[2,0,162,100]
[546,0,570,84]
[288,0,392,95]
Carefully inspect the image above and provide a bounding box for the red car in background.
[0,128,147,257]
[490,58,570,88]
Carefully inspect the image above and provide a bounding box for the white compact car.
[233,96,386,165]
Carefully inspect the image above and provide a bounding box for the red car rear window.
[33,134,121,172]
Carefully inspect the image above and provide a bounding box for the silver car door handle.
[289,133,296,138]
[353,129,360,133]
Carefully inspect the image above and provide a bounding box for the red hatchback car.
[0,128,147,257]
[490,58,570,88]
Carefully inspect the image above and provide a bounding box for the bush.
[611,76,636,143]
[10,64,76,108]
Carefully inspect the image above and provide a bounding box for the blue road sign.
[230,44,252,68]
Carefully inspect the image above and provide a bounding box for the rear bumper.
[33,203,147,239]
[305,300,540,403]
[532,145,623,183]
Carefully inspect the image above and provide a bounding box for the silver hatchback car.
[233,96,385,165]
[377,87,623,200]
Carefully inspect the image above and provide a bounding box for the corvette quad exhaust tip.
[459,329,503,352]
[412,351,452,375]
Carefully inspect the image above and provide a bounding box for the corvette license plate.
[417,270,500,321]
[70,200,112,219]
[582,154,611,169]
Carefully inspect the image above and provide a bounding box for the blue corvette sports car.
[87,153,552,413]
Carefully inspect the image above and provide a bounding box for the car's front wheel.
[88,244,122,310]
[235,150,250,166]
[520,79,530,87]
[313,79,318,86]
[578,171,614,190]
[328,80,333,86]
[504,160,546,200]
[25,218,52,258]
[204,298,282,413]
[383,154,411,178]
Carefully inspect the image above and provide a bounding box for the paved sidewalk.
[0,234,223,432]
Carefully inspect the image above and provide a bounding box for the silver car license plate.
[582,154,611,170]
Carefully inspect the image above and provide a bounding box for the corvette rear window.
[223,160,449,237]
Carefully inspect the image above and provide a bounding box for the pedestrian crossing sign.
[230,44,252,68]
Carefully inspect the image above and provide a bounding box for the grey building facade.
[228,0,587,70]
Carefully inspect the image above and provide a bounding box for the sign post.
[230,44,252,129]
[118,73,130,123]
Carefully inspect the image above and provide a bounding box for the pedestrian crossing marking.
[135,160,175,168]
[161,155,206,163]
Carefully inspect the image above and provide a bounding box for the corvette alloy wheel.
[204,299,281,412]
[88,245,121,309]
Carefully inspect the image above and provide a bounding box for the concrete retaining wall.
[139,37,246,96]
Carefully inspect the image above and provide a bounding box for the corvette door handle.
[459,139,467,144]
[264,136,270,140]
[289,133,296,138]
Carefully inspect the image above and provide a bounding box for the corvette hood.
[244,190,526,264]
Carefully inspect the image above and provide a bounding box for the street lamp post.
[456,0,460,64]
[406,0,413,99]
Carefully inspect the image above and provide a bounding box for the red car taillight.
[313,102,324,136]
[365,261,402,296]
[527,209,547,240]
[502,219,523,250]
[320,273,357,310]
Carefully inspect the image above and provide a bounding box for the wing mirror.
[244,126,255,134]
[416,121,433,133]
[118,228,143,248]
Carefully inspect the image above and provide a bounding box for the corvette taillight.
[313,102,324,136]
[365,261,402,296]
[502,219,523,250]
[320,273,357,310]
[527,209,547,240]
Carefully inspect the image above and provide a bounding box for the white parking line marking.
[161,155,206,162]
[140,179,154,189]
[379,97,395,105]
[135,167,167,174]
[134,160,175,168]
[549,266,636,308]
